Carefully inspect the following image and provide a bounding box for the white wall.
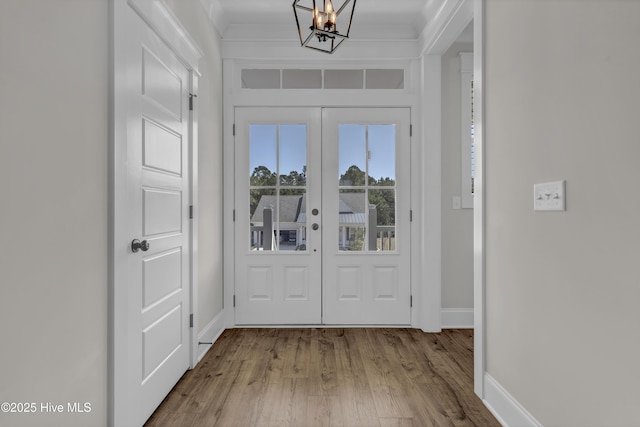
[0,1,223,426]
[164,0,224,335]
[0,1,108,426]
[485,1,640,426]
[441,41,474,310]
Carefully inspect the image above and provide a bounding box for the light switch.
[534,180,565,211]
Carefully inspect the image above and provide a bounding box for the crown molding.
[223,22,418,42]
[221,39,419,60]
[201,0,473,60]
[199,0,227,36]
[419,0,473,56]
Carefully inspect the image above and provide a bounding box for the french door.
[234,107,411,325]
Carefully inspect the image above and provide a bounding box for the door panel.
[115,5,191,425]
[143,118,183,174]
[142,47,183,119]
[322,108,411,325]
[235,108,322,325]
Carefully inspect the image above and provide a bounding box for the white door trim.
[417,0,485,398]
[420,54,442,333]
[473,0,486,400]
[222,60,424,330]
[109,0,202,425]
[188,73,200,369]
[421,0,485,401]
[126,0,203,69]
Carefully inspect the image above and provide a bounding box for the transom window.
[241,68,404,90]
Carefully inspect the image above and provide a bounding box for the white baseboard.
[483,373,543,427]
[441,308,474,328]
[196,310,226,362]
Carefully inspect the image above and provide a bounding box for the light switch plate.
[534,180,565,211]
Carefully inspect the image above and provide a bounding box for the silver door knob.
[131,239,150,253]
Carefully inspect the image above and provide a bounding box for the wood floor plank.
[145,329,501,427]
[262,378,295,426]
[335,376,382,426]
[281,331,311,379]
[380,418,416,427]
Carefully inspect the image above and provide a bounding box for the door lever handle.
[131,239,150,253]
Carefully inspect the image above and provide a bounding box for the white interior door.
[234,107,410,325]
[113,3,191,425]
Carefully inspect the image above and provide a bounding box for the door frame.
[232,107,412,326]
[109,0,202,425]
[473,0,486,400]
[415,0,484,400]
[222,58,426,329]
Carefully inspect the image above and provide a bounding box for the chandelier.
[292,0,356,54]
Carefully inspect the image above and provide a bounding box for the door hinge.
[410,124,413,137]
[189,205,193,219]
[233,295,236,307]
[233,123,236,136]
[410,295,413,308]
[233,209,236,222]
[410,210,413,222]
[189,313,194,328]
[189,93,197,111]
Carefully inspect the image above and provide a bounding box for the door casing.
[222,59,439,332]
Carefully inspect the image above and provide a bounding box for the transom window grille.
[241,68,404,90]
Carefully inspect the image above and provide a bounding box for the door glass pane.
[279,189,307,251]
[338,125,366,186]
[250,124,277,186]
[368,124,396,186]
[282,69,322,89]
[325,70,364,89]
[369,189,396,251]
[249,123,308,252]
[338,189,366,251]
[250,189,277,251]
[365,69,404,89]
[337,123,398,252]
[241,69,281,89]
[280,124,307,186]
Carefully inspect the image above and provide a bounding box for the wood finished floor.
[145,328,500,427]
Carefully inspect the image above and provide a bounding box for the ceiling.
[217,0,429,25]
[201,0,473,43]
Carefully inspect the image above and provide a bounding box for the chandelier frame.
[292,0,357,54]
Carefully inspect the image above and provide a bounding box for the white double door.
[235,107,411,325]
